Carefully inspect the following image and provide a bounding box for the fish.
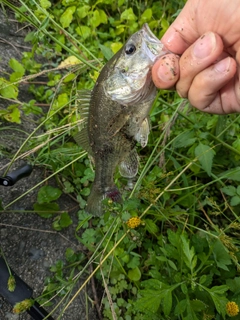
[75,23,169,216]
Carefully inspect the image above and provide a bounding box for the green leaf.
[4,106,21,123]
[76,25,91,40]
[24,31,36,43]
[140,8,152,23]
[145,219,159,235]
[33,202,60,218]
[128,267,141,281]
[98,9,108,24]
[99,44,113,61]
[77,211,91,229]
[50,93,69,115]
[81,228,96,245]
[163,289,172,316]
[221,186,236,197]
[118,0,125,6]
[160,18,170,34]
[181,283,188,294]
[185,298,199,320]
[226,277,240,293]
[219,166,240,181]
[156,255,168,262]
[212,240,232,271]
[230,195,240,206]
[174,299,187,315]
[10,72,24,83]
[110,42,123,54]
[141,279,162,290]
[62,0,76,5]
[181,234,196,270]
[199,275,207,285]
[121,8,137,21]
[59,212,73,228]
[135,289,162,313]
[91,10,101,28]
[167,229,180,248]
[63,73,76,83]
[37,186,62,204]
[65,248,76,262]
[9,58,25,76]
[173,130,196,148]
[0,78,18,99]
[195,143,215,176]
[60,6,76,28]
[207,115,218,130]
[190,299,206,312]
[40,0,51,9]
[127,255,140,269]
[136,283,179,315]
[76,5,90,19]
[80,188,90,196]
[232,136,240,154]
[167,259,178,271]
[206,285,228,316]
[209,285,229,295]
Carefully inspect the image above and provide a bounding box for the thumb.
[152,54,180,89]
[161,0,200,54]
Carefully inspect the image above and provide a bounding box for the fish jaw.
[141,23,170,62]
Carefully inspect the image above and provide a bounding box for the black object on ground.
[0,257,54,320]
[0,164,33,187]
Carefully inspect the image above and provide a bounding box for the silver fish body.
[76,24,169,216]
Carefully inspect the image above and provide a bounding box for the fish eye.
[125,44,136,55]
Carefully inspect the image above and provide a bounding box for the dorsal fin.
[74,90,92,154]
[76,89,92,119]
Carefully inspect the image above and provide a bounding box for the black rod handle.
[3,164,33,186]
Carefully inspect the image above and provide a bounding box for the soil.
[0,8,98,320]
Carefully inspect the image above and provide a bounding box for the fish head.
[104,23,169,105]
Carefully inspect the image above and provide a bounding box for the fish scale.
[75,23,169,216]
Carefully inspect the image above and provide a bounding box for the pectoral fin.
[108,110,130,136]
[119,148,138,178]
[134,117,150,147]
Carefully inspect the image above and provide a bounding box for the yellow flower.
[226,301,239,317]
[126,217,141,229]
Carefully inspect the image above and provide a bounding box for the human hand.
[152,0,240,114]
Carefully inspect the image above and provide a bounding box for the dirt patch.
[0,8,98,320]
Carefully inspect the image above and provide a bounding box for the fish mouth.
[142,23,160,44]
[142,23,170,59]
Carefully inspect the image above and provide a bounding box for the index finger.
[161,1,200,54]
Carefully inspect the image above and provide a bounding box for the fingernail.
[193,32,216,59]
[214,57,231,73]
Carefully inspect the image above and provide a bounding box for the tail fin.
[86,184,122,216]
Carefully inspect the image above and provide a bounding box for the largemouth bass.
[75,23,169,216]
